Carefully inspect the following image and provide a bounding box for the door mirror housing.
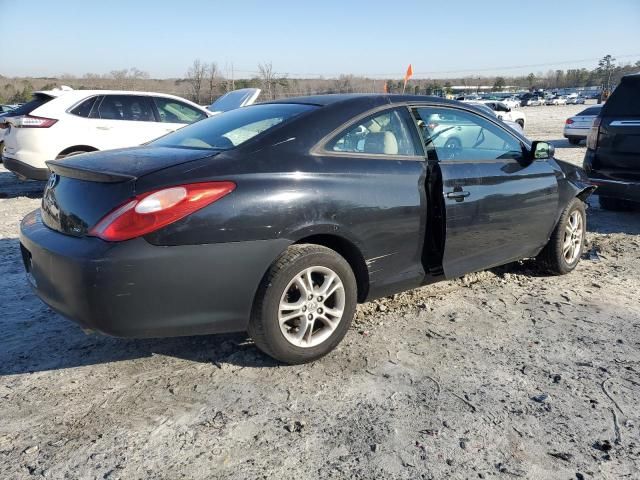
[529,141,555,161]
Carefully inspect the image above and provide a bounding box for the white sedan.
[465,100,526,129]
[563,105,602,145]
[545,96,568,106]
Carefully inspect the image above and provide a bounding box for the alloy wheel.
[563,210,583,264]
[278,266,345,348]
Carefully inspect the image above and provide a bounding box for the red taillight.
[565,118,574,125]
[89,181,236,242]
[586,116,601,150]
[12,115,58,128]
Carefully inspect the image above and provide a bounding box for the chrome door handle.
[96,126,111,130]
[446,190,470,201]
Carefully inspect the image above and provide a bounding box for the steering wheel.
[443,137,462,159]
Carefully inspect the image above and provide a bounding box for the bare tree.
[258,62,279,100]
[110,69,129,89]
[129,68,149,90]
[206,62,220,103]
[333,75,354,93]
[186,59,206,103]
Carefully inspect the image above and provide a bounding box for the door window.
[97,95,156,122]
[413,107,523,161]
[69,96,98,118]
[154,97,207,124]
[328,108,420,156]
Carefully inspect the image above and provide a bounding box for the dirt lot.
[1,104,639,480]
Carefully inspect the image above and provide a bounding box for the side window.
[413,107,523,161]
[97,95,155,122]
[328,108,419,156]
[154,97,207,124]
[69,97,98,118]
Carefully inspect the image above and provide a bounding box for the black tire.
[599,196,639,211]
[567,137,581,145]
[536,198,586,275]
[248,244,357,364]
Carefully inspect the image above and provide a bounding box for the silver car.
[563,105,602,145]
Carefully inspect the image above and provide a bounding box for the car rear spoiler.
[47,160,136,183]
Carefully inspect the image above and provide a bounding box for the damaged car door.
[413,105,559,278]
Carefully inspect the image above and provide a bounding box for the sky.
[1,0,639,79]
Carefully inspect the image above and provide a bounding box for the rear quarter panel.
[140,145,428,300]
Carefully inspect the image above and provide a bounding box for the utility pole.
[231,62,235,90]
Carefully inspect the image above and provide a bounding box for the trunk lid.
[42,146,218,236]
[46,146,216,181]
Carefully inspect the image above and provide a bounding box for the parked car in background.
[567,96,586,105]
[546,95,568,106]
[20,94,594,364]
[584,73,640,210]
[500,96,521,109]
[475,100,526,129]
[462,102,524,133]
[206,88,260,114]
[455,94,482,101]
[1,88,212,180]
[0,104,17,114]
[0,112,11,157]
[564,105,602,145]
[523,96,544,107]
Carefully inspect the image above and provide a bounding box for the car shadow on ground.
[0,315,279,376]
[548,139,586,148]
[2,194,638,377]
[0,237,278,376]
[586,197,640,235]
[0,171,45,199]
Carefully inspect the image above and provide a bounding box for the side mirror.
[530,141,555,160]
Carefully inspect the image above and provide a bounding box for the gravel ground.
[1,104,639,480]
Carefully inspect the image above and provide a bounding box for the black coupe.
[20,94,595,363]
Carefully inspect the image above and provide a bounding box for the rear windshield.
[577,107,602,117]
[8,94,54,116]
[603,80,640,116]
[151,103,316,150]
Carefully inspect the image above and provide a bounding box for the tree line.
[1,55,637,105]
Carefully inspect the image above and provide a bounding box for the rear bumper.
[19,209,291,338]
[588,176,640,202]
[2,156,50,180]
[563,127,590,139]
[584,150,640,202]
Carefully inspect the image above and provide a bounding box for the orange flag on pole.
[403,64,413,93]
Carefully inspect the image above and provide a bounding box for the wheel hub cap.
[278,266,345,348]
[562,211,583,264]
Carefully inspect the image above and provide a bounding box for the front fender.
[553,159,597,216]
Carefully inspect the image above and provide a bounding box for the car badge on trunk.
[47,173,58,189]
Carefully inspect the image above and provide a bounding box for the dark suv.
[583,73,640,210]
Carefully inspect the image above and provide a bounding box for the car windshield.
[151,103,317,150]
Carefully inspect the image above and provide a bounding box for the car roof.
[269,93,462,108]
[32,89,206,109]
[621,73,640,85]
